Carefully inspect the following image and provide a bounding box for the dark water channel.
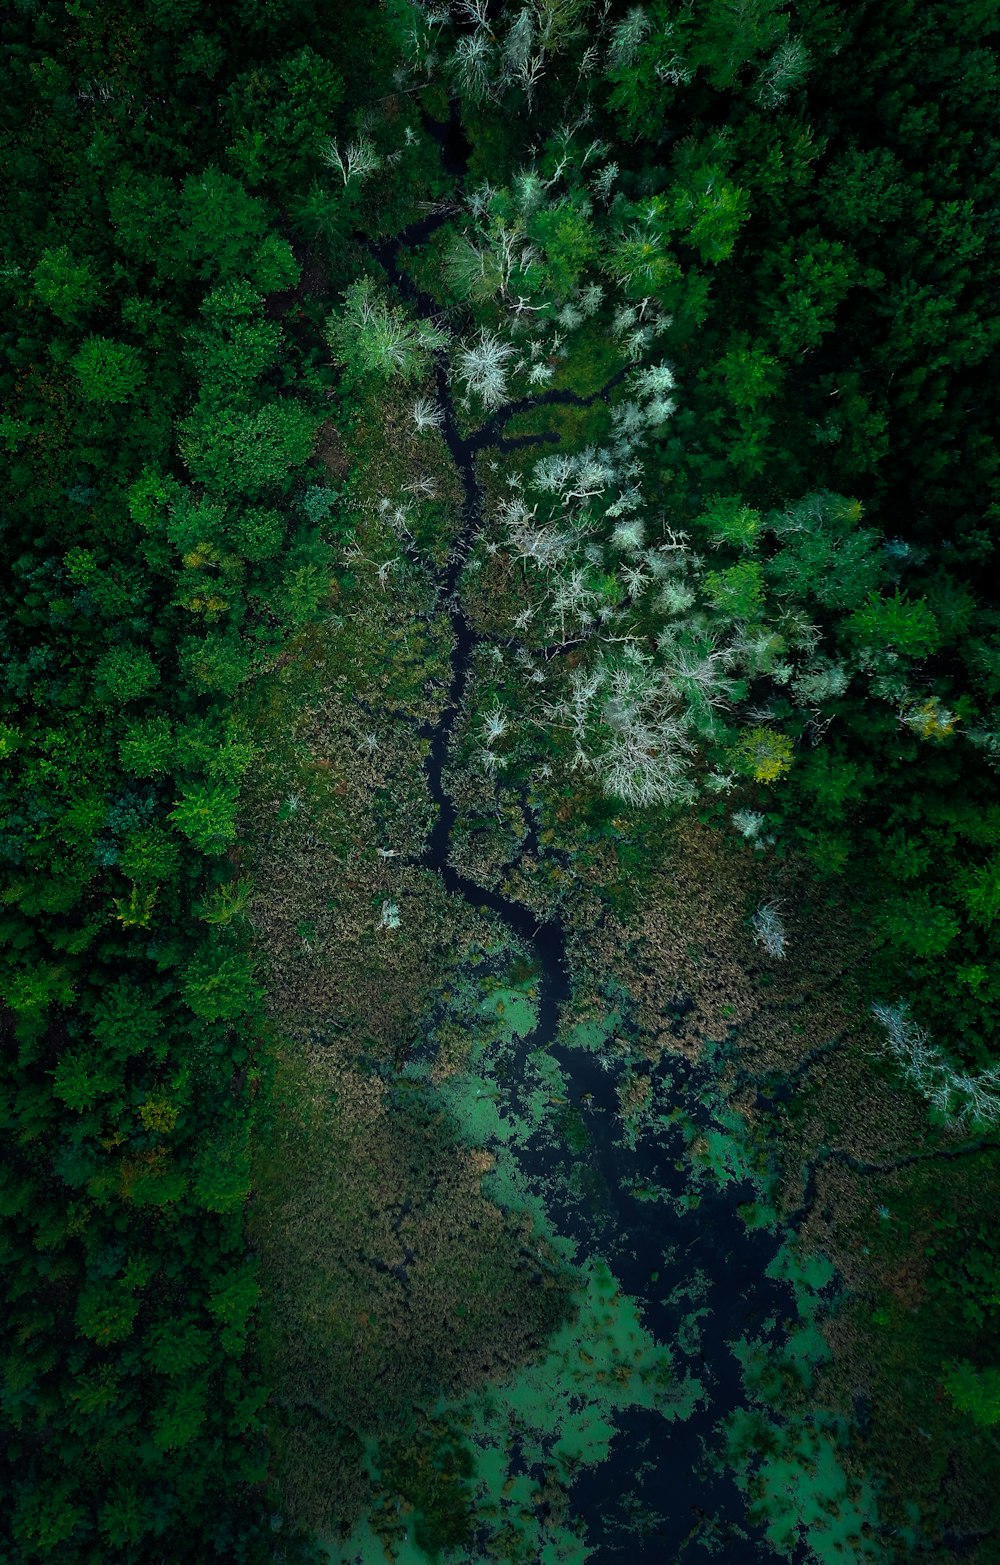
[366,111,820,1564]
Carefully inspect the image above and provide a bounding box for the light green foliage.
[942,1362,1000,1427]
[729,725,794,783]
[847,589,941,658]
[182,944,258,1020]
[179,399,318,495]
[169,778,240,852]
[119,825,181,885]
[170,716,253,783]
[605,196,681,297]
[63,546,147,620]
[94,646,160,704]
[704,560,765,621]
[128,465,182,532]
[32,245,101,323]
[697,494,762,550]
[197,877,253,926]
[119,715,174,776]
[669,145,750,263]
[71,336,144,403]
[161,491,229,559]
[185,280,282,400]
[326,278,448,383]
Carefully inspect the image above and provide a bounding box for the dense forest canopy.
[2,0,999,1560]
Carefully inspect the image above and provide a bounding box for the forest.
[1,0,999,1561]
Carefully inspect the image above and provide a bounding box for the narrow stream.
[358,111,840,1563]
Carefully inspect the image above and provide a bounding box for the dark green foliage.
[580,0,1000,1088]
[71,336,145,404]
[222,46,346,189]
[527,194,597,299]
[32,247,102,325]
[0,0,397,1558]
[927,1199,1000,1429]
[185,282,283,399]
[5,0,1000,1549]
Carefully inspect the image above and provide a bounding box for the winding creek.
[340,112,884,1565]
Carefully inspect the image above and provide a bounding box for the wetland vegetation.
[3,2,1000,1562]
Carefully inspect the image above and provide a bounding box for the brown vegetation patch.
[573,812,998,1550]
[252,1045,573,1536]
[314,418,350,478]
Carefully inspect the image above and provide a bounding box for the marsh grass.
[241,330,586,1550]
[577,813,1000,1557]
[252,1046,572,1539]
[503,395,612,448]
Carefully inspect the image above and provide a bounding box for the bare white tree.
[320,135,383,185]
[455,29,496,98]
[732,809,766,841]
[607,6,650,69]
[754,36,809,109]
[411,395,444,433]
[751,900,787,959]
[871,1001,1000,1127]
[454,329,517,409]
[482,704,509,745]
